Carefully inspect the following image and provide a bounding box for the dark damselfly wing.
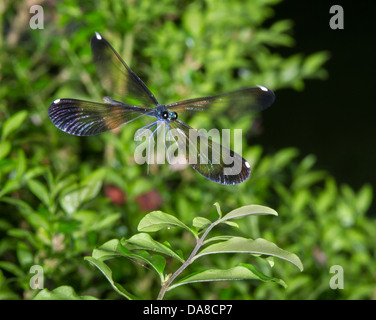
[49,99,150,136]
[91,32,159,107]
[169,120,250,185]
[167,86,275,115]
[49,32,158,136]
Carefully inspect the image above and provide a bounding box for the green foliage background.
[0,0,374,299]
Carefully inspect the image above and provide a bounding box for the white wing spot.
[95,32,102,40]
[54,99,61,104]
[245,161,250,168]
[258,85,268,92]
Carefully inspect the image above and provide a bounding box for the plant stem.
[157,219,219,300]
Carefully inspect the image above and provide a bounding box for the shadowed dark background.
[255,1,376,206]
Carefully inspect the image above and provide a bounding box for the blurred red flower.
[136,189,163,211]
[104,185,126,206]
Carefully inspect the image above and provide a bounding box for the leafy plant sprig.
[83,203,303,300]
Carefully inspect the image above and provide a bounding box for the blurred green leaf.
[27,179,50,208]
[15,149,27,180]
[0,261,24,278]
[0,141,11,160]
[183,3,204,37]
[292,171,326,190]
[90,213,121,231]
[34,286,98,300]
[355,184,373,215]
[59,169,106,214]
[0,179,21,198]
[16,242,34,268]
[24,166,46,181]
[302,51,330,78]
[1,111,28,141]
[7,228,40,249]
[80,168,106,201]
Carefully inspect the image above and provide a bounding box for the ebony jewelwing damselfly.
[49,32,275,185]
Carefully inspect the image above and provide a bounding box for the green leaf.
[80,168,106,202]
[17,242,34,268]
[203,235,236,245]
[27,179,50,208]
[91,239,167,281]
[59,188,81,215]
[192,217,212,231]
[55,217,81,233]
[123,233,185,263]
[0,141,11,160]
[182,3,203,37]
[89,213,121,231]
[7,228,40,249]
[0,179,21,198]
[220,205,278,222]
[356,184,373,214]
[59,169,106,214]
[2,110,28,140]
[33,286,98,300]
[138,211,195,236]
[24,166,46,181]
[0,197,35,216]
[15,149,27,179]
[91,239,123,261]
[272,148,300,170]
[0,261,24,277]
[26,212,50,231]
[85,257,140,300]
[51,174,76,199]
[118,246,167,278]
[302,51,330,78]
[222,221,239,228]
[193,237,303,271]
[169,263,286,291]
[213,202,222,218]
[0,218,13,230]
[292,171,326,190]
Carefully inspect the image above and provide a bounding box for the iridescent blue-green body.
[153,104,178,122]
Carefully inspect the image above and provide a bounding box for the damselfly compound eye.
[171,112,178,120]
[162,111,169,119]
